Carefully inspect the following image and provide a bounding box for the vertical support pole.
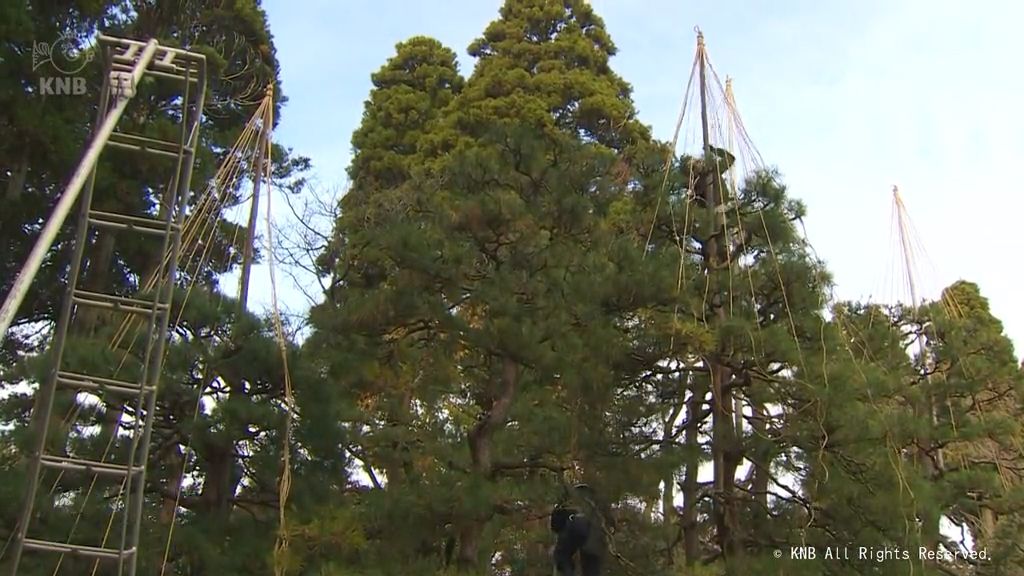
[696,25,723,501]
[696,29,738,569]
[238,86,273,312]
[697,32,712,163]
[724,77,744,435]
[894,186,942,472]
[893,186,944,555]
[681,30,712,568]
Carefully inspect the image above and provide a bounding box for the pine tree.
[792,302,933,576]
[676,160,832,572]
[782,282,1024,576]
[921,281,1024,575]
[306,1,666,572]
[409,0,657,569]
[302,35,467,574]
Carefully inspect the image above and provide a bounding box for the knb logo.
[32,32,94,95]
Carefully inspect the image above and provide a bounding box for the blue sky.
[255,0,1024,353]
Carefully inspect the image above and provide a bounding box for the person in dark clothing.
[551,484,604,576]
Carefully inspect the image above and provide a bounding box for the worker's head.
[550,503,574,532]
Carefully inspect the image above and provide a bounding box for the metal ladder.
[6,36,206,576]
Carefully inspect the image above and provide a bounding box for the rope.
[157,88,275,575]
[261,86,298,576]
[153,190,248,576]
[643,44,699,260]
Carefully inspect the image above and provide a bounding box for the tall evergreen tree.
[400,0,666,570]
[306,1,671,573]
[664,158,833,572]
[302,35,467,574]
[921,281,1024,575]
[319,36,464,287]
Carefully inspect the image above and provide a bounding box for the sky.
[254,0,1024,355]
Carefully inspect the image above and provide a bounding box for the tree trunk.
[78,229,117,334]
[199,439,243,528]
[383,387,417,487]
[681,382,703,565]
[712,362,740,564]
[4,153,29,202]
[915,395,942,553]
[750,399,770,531]
[456,356,518,572]
[979,506,998,544]
[661,401,684,565]
[160,445,185,524]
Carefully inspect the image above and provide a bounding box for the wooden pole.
[238,85,274,310]
[697,29,739,568]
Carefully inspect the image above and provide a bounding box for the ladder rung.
[22,538,136,560]
[112,42,140,63]
[109,62,201,83]
[88,209,177,236]
[39,455,143,478]
[110,48,175,71]
[72,289,165,316]
[57,371,152,396]
[108,131,192,158]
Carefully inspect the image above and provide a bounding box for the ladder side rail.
[124,55,207,576]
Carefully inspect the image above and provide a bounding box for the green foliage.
[303,1,1024,574]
